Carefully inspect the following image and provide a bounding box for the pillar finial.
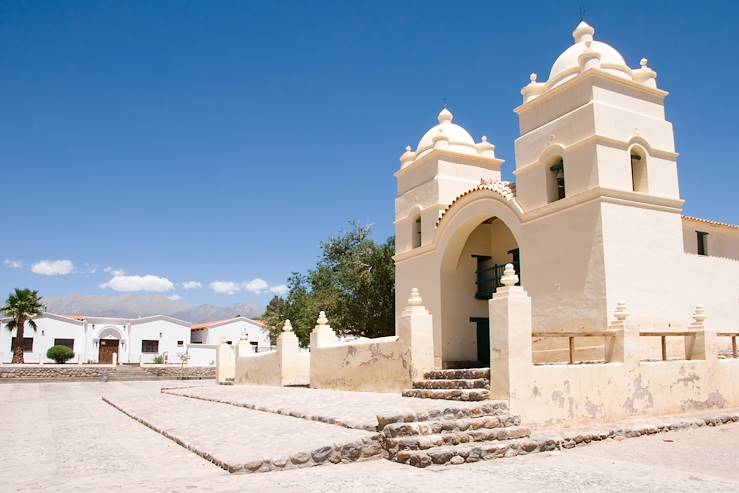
[408,288,423,306]
[500,264,519,287]
[282,319,293,332]
[316,311,329,325]
[614,300,630,322]
[692,304,707,325]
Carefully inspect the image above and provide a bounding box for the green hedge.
[46,345,75,364]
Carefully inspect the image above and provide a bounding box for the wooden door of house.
[98,339,119,364]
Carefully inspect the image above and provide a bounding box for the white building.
[394,21,739,368]
[190,316,272,351]
[3,313,191,364]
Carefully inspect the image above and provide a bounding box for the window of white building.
[141,340,159,353]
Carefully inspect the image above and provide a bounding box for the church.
[393,21,739,369]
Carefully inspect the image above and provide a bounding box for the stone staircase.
[105,365,161,382]
[378,400,539,467]
[401,368,490,401]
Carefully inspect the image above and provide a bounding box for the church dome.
[548,21,632,88]
[415,108,478,158]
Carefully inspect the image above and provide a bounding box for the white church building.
[393,21,739,368]
[1,313,270,365]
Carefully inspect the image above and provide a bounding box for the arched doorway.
[440,217,519,367]
[434,189,524,369]
[97,326,124,364]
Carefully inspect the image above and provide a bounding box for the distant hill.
[44,294,264,323]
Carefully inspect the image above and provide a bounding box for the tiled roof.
[436,179,518,227]
[682,215,738,230]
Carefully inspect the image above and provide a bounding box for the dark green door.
[470,317,490,365]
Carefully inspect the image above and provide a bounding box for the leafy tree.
[46,345,75,364]
[2,289,45,364]
[262,223,395,346]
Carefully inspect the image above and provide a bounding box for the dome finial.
[573,21,595,43]
[437,107,453,124]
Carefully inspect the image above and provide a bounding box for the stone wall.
[0,366,113,379]
[141,366,215,379]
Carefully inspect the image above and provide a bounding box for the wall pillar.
[397,288,435,381]
[605,301,640,365]
[277,320,301,385]
[216,337,235,384]
[310,312,337,349]
[685,305,715,361]
[489,264,532,408]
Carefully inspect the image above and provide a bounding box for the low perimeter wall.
[141,366,215,379]
[310,335,410,393]
[309,294,434,393]
[490,274,739,427]
[0,365,113,380]
[227,322,310,386]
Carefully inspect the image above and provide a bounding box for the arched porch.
[435,191,524,369]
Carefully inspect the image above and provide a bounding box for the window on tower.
[412,215,422,248]
[548,158,565,202]
[630,149,648,192]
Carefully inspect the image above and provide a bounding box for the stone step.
[381,414,521,438]
[385,426,531,456]
[376,401,509,429]
[393,435,557,468]
[401,388,489,401]
[412,378,489,390]
[423,368,490,380]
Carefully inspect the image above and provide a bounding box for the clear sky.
[1,0,737,306]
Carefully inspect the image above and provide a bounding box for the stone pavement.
[2,381,739,492]
[102,390,380,473]
[164,383,491,430]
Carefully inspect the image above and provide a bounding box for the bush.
[153,354,164,364]
[46,345,75,364]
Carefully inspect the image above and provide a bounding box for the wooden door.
[98,339,119,364]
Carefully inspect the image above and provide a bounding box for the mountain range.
[43,294,264,323]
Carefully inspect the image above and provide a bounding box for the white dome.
[548,22,632,87]
[415,108,477,158]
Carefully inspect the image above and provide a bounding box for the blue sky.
[1,1,737,305]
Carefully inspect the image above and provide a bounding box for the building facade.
[0,313,270,365]
[190,316,272,350]
[394,22,739,368]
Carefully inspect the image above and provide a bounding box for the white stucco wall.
[0,315,84,363]
[200,318,271,348]
[682,218,739,261]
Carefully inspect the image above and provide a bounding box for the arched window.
[548,157,565,202]
[630,149,648,192]
[412,215,422,248]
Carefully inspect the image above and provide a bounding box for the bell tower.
[513,21,682,212]
[394,108,505,254]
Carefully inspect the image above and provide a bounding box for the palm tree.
[2,289,45,364]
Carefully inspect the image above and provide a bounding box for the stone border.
[101,396,383,474]
[141,366,215,379]
[0,366,113,381]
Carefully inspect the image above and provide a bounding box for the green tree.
[262,223,395,346]
[2,289,45,364]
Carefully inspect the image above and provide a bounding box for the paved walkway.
[2,381,739,492]
[164,383,491,430]
[102,389,378,473]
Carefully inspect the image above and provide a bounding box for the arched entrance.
[436,191,523,369]
[97,326,124,364]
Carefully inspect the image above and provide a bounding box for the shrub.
[153,354,164,364]
[46,345,75,364]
